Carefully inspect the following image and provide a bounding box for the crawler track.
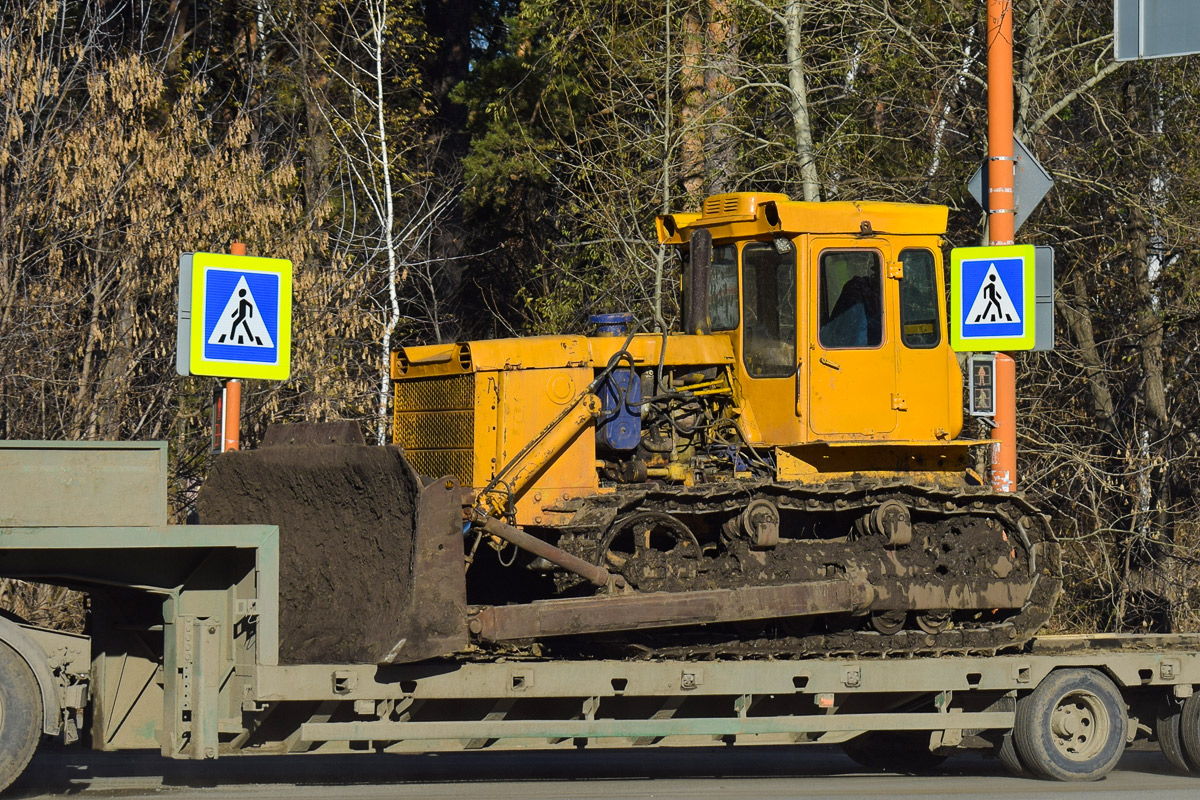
[550,478,1062,659]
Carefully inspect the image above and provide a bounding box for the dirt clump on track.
[197,444,420,665]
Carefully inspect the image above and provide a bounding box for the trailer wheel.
[841,731,947,774]
[997,731,1032,778]
[1013,668,1126,781]
[1177,692,1200,771]
[1156,698,1194,773]
[0,643,43,794]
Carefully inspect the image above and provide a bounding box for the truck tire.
[1013,668,1126,781]
[1155,698,1195,773]
[997,730,1032,778]
[1177,692,1200,772]
[0,642,43,794]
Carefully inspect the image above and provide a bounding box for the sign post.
[223,242,247,451]
[986,0,1017,493]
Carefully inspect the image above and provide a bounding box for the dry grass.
[0,580,85,633]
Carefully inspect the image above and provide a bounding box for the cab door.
[806,239,899,438]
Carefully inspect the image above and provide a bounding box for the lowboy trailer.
[2,440,1200,791]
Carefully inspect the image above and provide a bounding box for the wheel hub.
[1051,693,1103,758]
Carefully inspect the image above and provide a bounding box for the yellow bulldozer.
[200,192,1060,665]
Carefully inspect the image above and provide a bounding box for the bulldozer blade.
[261,422,365,447]
[382,476,469,664]
[198,433,467,665]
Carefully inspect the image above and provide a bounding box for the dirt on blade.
[197,444,420,665]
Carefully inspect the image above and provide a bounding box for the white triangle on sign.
[207,276,274,348]
[965,263,1021,324]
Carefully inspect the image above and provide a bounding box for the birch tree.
[291,0,456,443]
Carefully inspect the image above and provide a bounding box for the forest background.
[2,0,1199,635]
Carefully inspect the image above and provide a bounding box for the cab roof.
[657,192,949,244]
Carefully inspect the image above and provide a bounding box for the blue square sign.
[950,245,1035,352]
[176,252,292,379]
[202,268,281,365]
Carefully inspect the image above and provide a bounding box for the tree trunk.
[785,1,818,202]
[704,0,739,194]
[679,4,706,199]
[1057,272,1116,432]
[302,8,332,212]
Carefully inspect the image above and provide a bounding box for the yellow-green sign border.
[950,244,1036,352]
[187,252,293,380]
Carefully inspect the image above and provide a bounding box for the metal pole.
[223,242,247,452]
[987,0,1017,492]
[991,353,1015,492]
[986,0,1015,247]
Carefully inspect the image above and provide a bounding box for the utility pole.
[986,0,1017,492]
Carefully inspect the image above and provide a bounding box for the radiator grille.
[393,374,475,484]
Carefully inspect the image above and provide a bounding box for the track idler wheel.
[916,611,952,634]
[741,499,780,549]
[870,609,906,635]
[598,511,701,590]
[871,500,912,547]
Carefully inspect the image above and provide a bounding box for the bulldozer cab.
[661,193,962,448]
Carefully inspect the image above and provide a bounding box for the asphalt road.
[8,743,1200,800]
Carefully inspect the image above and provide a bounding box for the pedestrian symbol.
[969,353,995,416]
[966,265,1020,324]
[208,276,274,348]
[950,244,1036,352]
[176,252,292,380]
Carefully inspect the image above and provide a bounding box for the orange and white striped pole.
[987,0,1017,492]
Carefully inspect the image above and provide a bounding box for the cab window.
[742,242,796,378]
[898,249,940,348]
[818,250,882,349]
[709,244,739,331]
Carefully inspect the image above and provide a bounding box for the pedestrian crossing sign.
[176,252,292,380]
[950,244,1036,352]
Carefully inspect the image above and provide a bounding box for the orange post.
[987,0,1017,492]
[223,379,241,452]
[222,242,247,452]
[990,353,1016,491]
[986,0,1016,247]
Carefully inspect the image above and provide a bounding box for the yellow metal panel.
[775,449,818,480]
[468,337,590,371]
[657,193,949,244]
[729,367,802,445]
[393,374,475,485]
[894,326,965,442]
[776,441,976,479]
[656,212,702,244]
[588,333,736,368]
[892,244,964,441]
[776,202,947,236]
[491,367,599,525]
[473,372,501,489]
